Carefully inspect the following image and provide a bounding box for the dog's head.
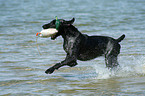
[42,18,75,40]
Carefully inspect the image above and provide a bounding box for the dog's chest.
[63,37,76,53]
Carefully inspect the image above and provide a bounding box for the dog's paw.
[45,67,55,74]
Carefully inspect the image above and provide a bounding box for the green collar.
[55,16,60,30]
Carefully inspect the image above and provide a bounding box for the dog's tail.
[116,34,125,42]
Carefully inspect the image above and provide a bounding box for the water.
[0,0,145,95]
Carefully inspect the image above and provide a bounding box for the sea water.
[0,0,145,95]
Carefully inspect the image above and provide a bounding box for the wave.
[94,56,145,79]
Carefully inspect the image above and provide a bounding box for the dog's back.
[77,34,122,61]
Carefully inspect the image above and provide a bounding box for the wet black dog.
[43,18,125,74]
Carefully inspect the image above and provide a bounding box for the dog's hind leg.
[105,55,119,69]
[105,42,120,69]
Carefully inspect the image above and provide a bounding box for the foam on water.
[94,56,145,79]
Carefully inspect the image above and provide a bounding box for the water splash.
[94,56,145,79]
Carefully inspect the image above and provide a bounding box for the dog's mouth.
[51,34,57,40]
[51,31,61,40]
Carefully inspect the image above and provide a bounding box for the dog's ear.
[66,18,75,25]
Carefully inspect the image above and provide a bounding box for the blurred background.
[0,0,145,95]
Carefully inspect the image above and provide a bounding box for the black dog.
[42,18,125,74]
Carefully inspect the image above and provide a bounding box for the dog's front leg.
[45,55,77,74]
[45,63,63,74]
